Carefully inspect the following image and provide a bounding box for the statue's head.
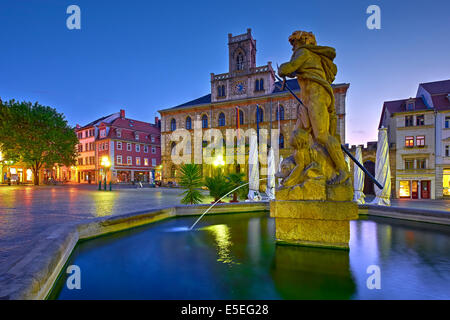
[276,156,296,179]
[288,31,316,49]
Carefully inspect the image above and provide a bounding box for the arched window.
[239,109,244,125]
[185,116,192,130]
[236,53,244,70]
[170,118,176,131]
[255,79,260,91]
[256,107,264,123]
[218,113,226,127]
[276,106,285,121]
[217,85,226,97]
[221,85,226,97]
[259,79,264,90]
[202,115,208,129]
[279,133,285,149]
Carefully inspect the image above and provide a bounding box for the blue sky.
[0,0,449,145]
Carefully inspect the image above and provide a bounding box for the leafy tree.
[204,172,231,202]
[179,164,204,205]
[226,172,246,202]
[0,100,78,185]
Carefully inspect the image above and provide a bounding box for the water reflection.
[202,224,237,265]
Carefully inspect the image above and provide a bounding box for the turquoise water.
[50,212,450,299]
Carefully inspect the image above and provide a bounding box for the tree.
[178,164,204,205]
[0,100,78,185]
[226,172,246,202]
[204,172,231,202]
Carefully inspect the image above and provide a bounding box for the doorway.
[411,180,419,199]
[421,180,430,199]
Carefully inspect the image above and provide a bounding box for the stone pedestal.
[270,200,358,250]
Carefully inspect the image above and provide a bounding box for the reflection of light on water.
[248,218,261,263]
[203,224,238,265]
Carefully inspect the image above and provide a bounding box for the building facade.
[159,29,350,185]
[379,79,450,199]
[96,110,162,183]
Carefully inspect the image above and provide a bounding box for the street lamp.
[100,156,111,190]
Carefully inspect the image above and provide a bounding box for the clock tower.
[210,28,275,103]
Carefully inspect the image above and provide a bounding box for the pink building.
[96,110,162,183]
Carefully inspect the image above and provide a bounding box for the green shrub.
[179,164,204,205]
[204,172,231,202]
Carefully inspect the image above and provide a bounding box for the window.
[152,158,156,166]
[236,53,244,70]
[136,144,140,152]
[405,136,414,147]
[279,133,285,149]
[416,115,424,126]
[417,158,426,169]
[117,141,122,150]
[239,110,244,125]
[186,116,192,130]
[255,79,259,91]
[151,135,155,142]
[135,133,139,141]
[85,143,88,151]
[144,158,149,166]
[100,129,106,138]
[416,135,425,147]
[406,102,414,111]
[78,158,83,165]
[170,119,176,131]
[127,156,132,165]
[259,79,264,90]
[202,115,208,129]
[171,142,176,156]
[136,157,141,166]
[445,117,450,129]
[256,107,264,123]
[217,85,226,97]
[78,144,83,152]
[405,159,414,170]
[405,115,413,127]
[151,146,156,154]
[144,145,148,153]
[105,143,108,150]
[218,113,226,126]
[276,106,285,121]
[117,129,121,138]
[127,143,132,151]
[446,145,450,157]
[117,155,122,164]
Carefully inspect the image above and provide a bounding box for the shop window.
[399,181,411,198]
[443,170,450,196]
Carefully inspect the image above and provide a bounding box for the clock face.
[234,81,246,94]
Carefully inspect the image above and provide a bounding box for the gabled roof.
[78,112,120,130]
[110,117,158,133]
[419,79,450,95]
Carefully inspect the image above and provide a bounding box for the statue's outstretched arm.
[278,49,308,78]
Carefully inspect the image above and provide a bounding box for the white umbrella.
[266,147,275,200]
[248,132,261,201]
[353,146,365,204]
[370,127,391,206]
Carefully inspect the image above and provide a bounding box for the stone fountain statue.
[270,30,358,250]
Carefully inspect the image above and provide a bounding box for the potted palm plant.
[226,172,246,202]
[178,164,204,205]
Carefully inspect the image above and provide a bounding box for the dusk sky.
[1,0,449,146]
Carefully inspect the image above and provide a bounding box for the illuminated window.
[117,156,122,164]
[136,157,141,166]
[144,158,149,166]
[405,136,414,147]
[399,181,411,198]
[416,136,425,146]
[127,156,132,165]
[443,169,450,196]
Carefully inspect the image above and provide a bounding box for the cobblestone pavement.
[0,185,191,276]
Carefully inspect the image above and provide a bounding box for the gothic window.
[218,113,226,127]
[256,107,264,123]
[186,116,192,130]
[236,53,244,70]
[276,106,285,120]
[279,133,285,149]
[170,118,176,131]
[202,115,208,129]
[217,85,226,97]
[239,109,244,125]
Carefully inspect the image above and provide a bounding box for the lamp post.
[100,156,111,191]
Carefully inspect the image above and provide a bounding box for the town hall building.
[159,29,350,184]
